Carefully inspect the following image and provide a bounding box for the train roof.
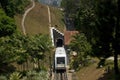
[55,47,66,57]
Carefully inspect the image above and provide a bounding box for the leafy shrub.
[9,72,22,80]
[37,71,49,80]
[0,75,7,80]
[26,70,49,80]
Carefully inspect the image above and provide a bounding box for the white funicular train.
[54,47,67,71]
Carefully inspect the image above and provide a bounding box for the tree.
[74,0,97,43]
[69,33,92,70]
[27,34,52,70]
[94,0,116,58]
[113,0,120,75]
[0,0,16,17]
[0,0,30,17]
[14,0,30,14]
[9,33,29,71]
[0,9,16,37]
[0,36,18,73]
[0,33,52,72]
[61,0,80,18]
[62,0,120,76]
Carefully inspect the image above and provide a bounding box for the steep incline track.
[54,71,68,80]
[21,0,35,35]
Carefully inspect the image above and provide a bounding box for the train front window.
[57,57,65,64]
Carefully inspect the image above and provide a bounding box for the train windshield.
[57,57,65,64]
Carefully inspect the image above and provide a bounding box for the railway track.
[54,71,68,80]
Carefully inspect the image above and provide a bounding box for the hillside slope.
[15,2,65,35]
[75,59,107,80]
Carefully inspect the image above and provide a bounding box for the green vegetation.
[0,33,52,79]
[50,7,65,32]
[0,0,30,17]
[0,1,52,79]
[1,0,120,79]
[62,0,120,79]
[25,70,49,80]
[0,33,52,73]
[0,75,7,80]
[9,72,22,80]
[0,0,65,79]
[76,58,120,80]
[0,9,16,37]
[103,59,120,80]
[8,71,49,80]
[69,33,92,70]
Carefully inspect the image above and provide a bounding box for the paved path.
[21,0,35,35]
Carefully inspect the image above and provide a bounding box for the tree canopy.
[62,0,120,75]
[0,9,16,37]
[0,33,52,73]
[0,0,30,17]
[69,33,92,70]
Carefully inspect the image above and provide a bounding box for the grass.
[14,2,64,71]
[50,7,65,32]
[76,58,106,80]
[14,14,23,33]
[75,58,120,80]
[15,2,65,35]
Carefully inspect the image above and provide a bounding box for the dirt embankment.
[76,61,106,80]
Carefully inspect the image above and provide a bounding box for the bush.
[9,72,22,80]
[26,70,49,80]
[0,75,7,80]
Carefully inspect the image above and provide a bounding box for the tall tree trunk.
[114,51,119,74]
[114,15,119,75]
[114,0,120,75]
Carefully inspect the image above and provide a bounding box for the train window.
[56,39,63,47]
[57,57,65,64]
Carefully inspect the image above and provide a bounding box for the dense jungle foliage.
[0,0,52,79]
[61,0,120,78]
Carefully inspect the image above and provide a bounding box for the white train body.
[54,47,67,70]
